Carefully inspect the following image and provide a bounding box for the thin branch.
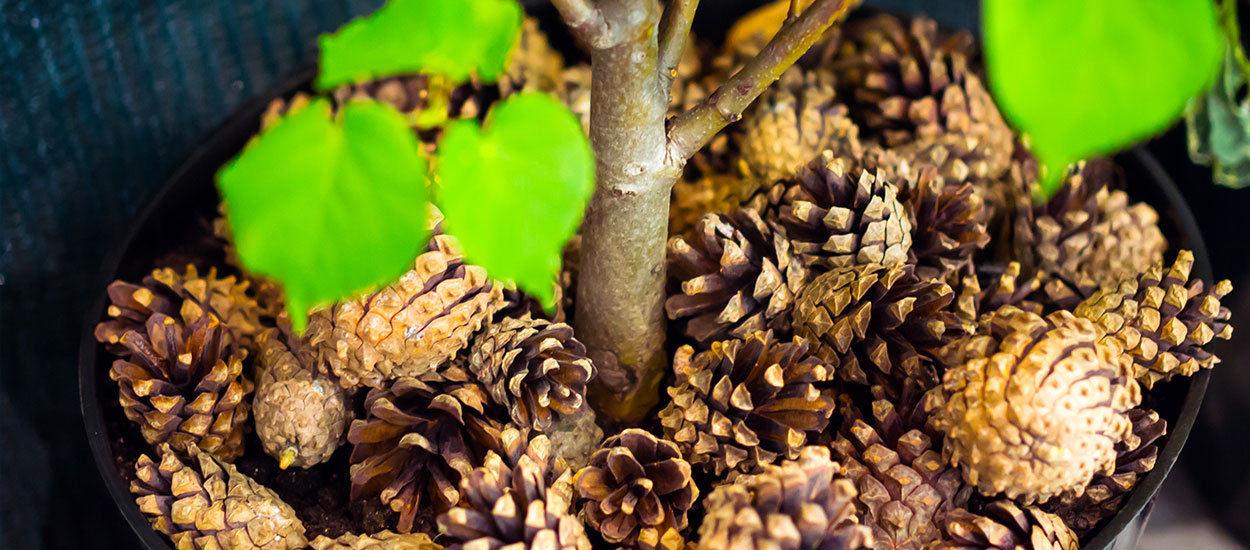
[658,0,700,91]
[551,0,615,50]
[788,0,801,21]
[665,0,857,162]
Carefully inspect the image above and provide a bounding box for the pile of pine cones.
[94,9,1235,550]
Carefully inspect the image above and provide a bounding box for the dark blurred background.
[1,1,1247,549]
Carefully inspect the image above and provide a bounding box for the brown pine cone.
[465,315,595,431]
[438,433,591,550]
[830,386,970,550]
[902,170,992,283]
[95,264,266,355]
[658,331,835,476]
[1084,189,1167,286]
[131,443,307,550]
[253,328,352,469]
[310,531,441,550]
[928,307,1142,503]
[575,429,697,549]
[928,501,1077,550]
[348,377,503,533]
[947,264,1043,329]
[500,17,565,96]
[1075,250,1234,389]
[665,209,809,345]
[697,446,873,550]
[305,234,504,390]
[107,314,252,461]
[669,171,760,241]
[1042,408,1166,534]
[792,264,955,391]
[737,67,863,183]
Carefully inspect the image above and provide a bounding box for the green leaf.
[983,0,1223,197]
[318,0,523,90]
[436,92,594,307]
[1187,44,1250,188]
[217,99,429,331]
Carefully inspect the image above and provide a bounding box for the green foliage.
[983,0,1222,197]
[1186,0,1250,188]
[436,93,594,307]
[318,0,523,90]
[217,99,429,332]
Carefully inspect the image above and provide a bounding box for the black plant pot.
[79,3,1218,550]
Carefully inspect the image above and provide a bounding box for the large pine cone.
[575,429,697,549]
[95,264,266,355]
[1075,250,1234,389]
[253,328,352,469]
[306,235,504,389]
[737,67,863,183]
[829,386,970,550]
[438,432,591,550]
[666,209,809,346]
[658,331,835,476]
[902,171,992,283]
[929,501,1077,550]
[697,446,873,550]
[928,307,1142,504]
[348,378,503,533]
[131,443,307,550]
[310,531,441,550]
[465,315,595,431]
[107,314,252,461]
[792,264,955,391]
[778,156,912,271]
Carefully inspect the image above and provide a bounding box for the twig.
[658,0,700,91]
[551,0,615,50]
[788,0,801,21]
[665,0,856,162]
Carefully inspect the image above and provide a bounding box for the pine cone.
[131,443,307,550]
[1042,408,1166,534]
[438,432,592,550]
[779,155,912,271]
[665,209,809,345]
[928,307,1142,503]
[903,171,992,283]
[829,387,970,550]
[465,315,595,431]
[305,235,504,389]
[929,501,1077,550]
[575,429,698,549]
[253,328,352,469]
[737,67,863,183]
[658,331,835,476]
[1074,250,1234,389]
[669,171,758,241]
[1084,189,1167,286]
[696,446,873,550]
[310,531,441,550]
[500,17,565,96]
[792,264,954,391]
[348,378,503,533]
[107,314,252,461]
[947,264,1043,330]
[95,264,266,355]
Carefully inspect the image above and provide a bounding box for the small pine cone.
[310,531,441,550]
[306,235,504,389]
[465,315,595,432]
[697,446,873,550]
[131,443,307,550]
[657,331,835,476]
[903,171,993,283]
[1042,408,1166,534]
[929,501,1077,550]
[348,378,504,533]
[108,314,252,461]
[830,387,970,550]
[1074,250,1234,389]
[575,429,698,549]
[779,155,912,271]
[500,17,565,96]
[95,264,266,355]
[253,328,352,469]
[928,307,1142,503]
[737,67,864,183]
[793,264,955,391]
[665,209,809,345]
[438,433,592,550]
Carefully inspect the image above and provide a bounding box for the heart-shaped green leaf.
[318,0,523,90]
[436,92,594,306]
[217,98,429,331]
[984,0,1222,197]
